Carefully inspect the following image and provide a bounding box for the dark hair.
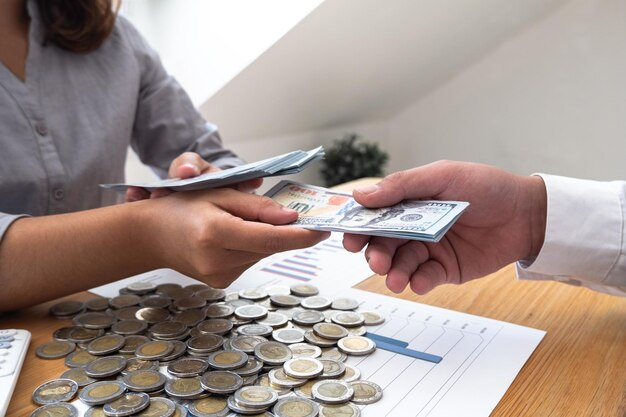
[36,0,119,54]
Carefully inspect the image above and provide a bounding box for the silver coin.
[85,355,128,378]
[60,367,96,387]
[304,330,336,348]
[313,323,348,341]
[111,306,142,321]
[235,305,268,320]
[64,349,97,368]
[122,369,167,392]
[331,312,365,328]
[29,403,79,417]
[196,319,233,335]
[84,406,105,417]
[200,370,244,394]
[236,324,273,337]
[320,347,348,362]
[205,303,235,319]
[283,357,324,379]
[167,357,209,377]
[119,335,150,355]
[67,327,104,344]
[109,294,142,309]
[233,385,279,409]
[208,349,249,370]
[187,334,225,354]
[254,341,293,366]
[32,379,78,405]
[230,335,268,354]
[84,297,111,312]
[268,367,308,388]
[134,397,178,417]
[311,380,354,404]
[300,296,332,310]
[232,357,264,376]
[195,287,227,302]
[111,319,148,335]
[346,326,367,337]
[126,281,157,294]
[269,294,301,308]
[226,395,267,415]
[174,309,206,327]
[79,381,126,406]
[289,343,322,359]
[135,340,174,360]
[87,334,126,356]
[135,307,171,324]
[291,310,325,326]
[319,402,361,417]
[188,396,230,417]
[272,328,305,344]
[338,364,361,382]
[337,336,376,356]
[318,359,346,379]
[121,358,159,375]
[350,380,383,404]
[359,310,385,326]
[255,373,291,396]
[52,326,76,341]
[149,321,188,338]
[173,295,207,311]
[36,340,76,359]
[290,284,319,297]
[273,397,319,417]
[256,312,289,328]
[238,288,268,301]
[49,300,85,317]
[164,376,204,399]
[331,298,359,311]
[158,340,187,363]
[139,296,171,309]
[103,392,150,416]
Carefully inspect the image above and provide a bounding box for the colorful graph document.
[90,233,545,417]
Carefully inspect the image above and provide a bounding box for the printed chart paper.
[89,233,545,417]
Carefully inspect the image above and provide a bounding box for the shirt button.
[53,188,64,200]
[35,122,48,136]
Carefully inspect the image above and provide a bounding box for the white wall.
[386,0,626,180]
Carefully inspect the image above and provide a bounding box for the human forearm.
[0,202,158,311]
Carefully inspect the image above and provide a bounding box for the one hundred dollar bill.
[265,180,470,242]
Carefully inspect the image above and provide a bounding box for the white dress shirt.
[517,174,626,296]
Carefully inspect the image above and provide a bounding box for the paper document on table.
[100,147,324,192]
[265,180,469,242]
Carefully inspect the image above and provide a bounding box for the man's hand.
[125,152,263,202]
[343,161,547,294]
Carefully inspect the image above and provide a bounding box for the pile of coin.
[31,282,385,417]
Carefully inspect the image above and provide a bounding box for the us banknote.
[265,180,469,242]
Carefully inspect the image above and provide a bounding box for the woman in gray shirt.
[0,0,327,311]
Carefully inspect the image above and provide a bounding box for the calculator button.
[0,342,11,349]
[0,336,14,342]
[0,330,16,336]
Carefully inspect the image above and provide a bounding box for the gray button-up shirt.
[0,2,243,242]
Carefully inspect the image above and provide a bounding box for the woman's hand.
[141,187,330,288]
[125,152,263,202]
[343,161,547,294]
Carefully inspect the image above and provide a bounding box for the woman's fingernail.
[355,184,378,194]
[281,207,298,214]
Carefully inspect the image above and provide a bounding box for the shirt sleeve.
[0,214,28,246]
[118,17,244,178]
[516,174,626,296]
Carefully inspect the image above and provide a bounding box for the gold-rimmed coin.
[32,379,78,405]
[64,349,97,368]
[35,340,76,359]
[111,319,148,335]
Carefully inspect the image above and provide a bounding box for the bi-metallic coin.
[32,379,78,405]
[102,392,150,416]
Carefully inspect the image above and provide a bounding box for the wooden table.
[3,180,626,416]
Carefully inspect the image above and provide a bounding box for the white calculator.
[0,329,31,417]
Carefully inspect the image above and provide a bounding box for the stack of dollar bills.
[265,180,469,243]
[101,147,325,192]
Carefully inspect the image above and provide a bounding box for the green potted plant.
[320,133,389,187]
